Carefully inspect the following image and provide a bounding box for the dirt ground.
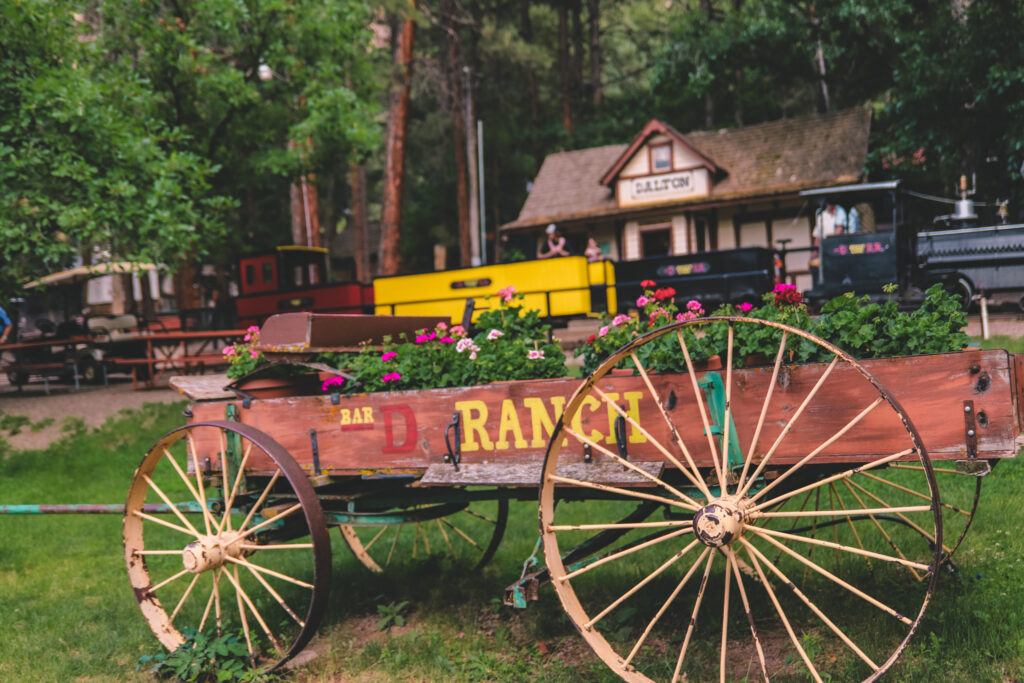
[0,377,183,451]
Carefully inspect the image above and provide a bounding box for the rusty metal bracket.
[443,412,461,470]
[956,400,991,476]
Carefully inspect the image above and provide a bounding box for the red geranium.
[653,287,676,301]
[586,334,596,345]
[640,279,656,288]
[773,283,803,307]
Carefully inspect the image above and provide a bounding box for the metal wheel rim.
[124,420,331,670]
[539,316,942,682]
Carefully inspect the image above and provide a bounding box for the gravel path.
[0,378,183,451]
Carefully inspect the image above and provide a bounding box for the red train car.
[235,246,372,328]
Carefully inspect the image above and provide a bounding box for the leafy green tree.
[0,0,229,293]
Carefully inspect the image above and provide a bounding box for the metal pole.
[477,119,486,265]
[464,67,481,267]
[980,296,990,340]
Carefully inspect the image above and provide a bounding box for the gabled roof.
[599,119,720,187]
[501,107,871,231]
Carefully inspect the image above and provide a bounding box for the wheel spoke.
[736,330,789,493]
[840,479,924,581]
[621,356,712,499]
[755,504,932,519]
[163,446,216,534]
[747,389,879,503]
[718,545,731,683]
[623,545,711,666]
[560,527,695,582]
[751,525,931,571]
[198,569,220,633]
[242,563,306,628]
[170,573,202,622]
[584,537,701,629]
[725,547,769,682]
[133,509,202,539]
[225,555,315,590]
[750,529,916,624]
[435,518,457,558]
[231,566,255,657]
[742,538,878,669]
[563,424,698,505]
[151,568,191,593]
[240,543,315,551]
[831,483,874,573]
[186,435,214,536]
[549,519,693,532]
[238,470,282,533]
[845,477,941,546]
[672,550,716,682]
[386,525,401,566]
[675,329,726,490]
[222,564,284,657]
[741,541,825,683]
[239,503,303,539]
[750,448,916,513]
[142,473,203,537]
[547,473,697,511]
[361,526,390,553]
[218,442,254,534]
[719,324,735,493]
[860,471,970,516]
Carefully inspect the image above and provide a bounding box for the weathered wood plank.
[186,350,1018,475]
[418,461,664,487]
[170,373,234,401]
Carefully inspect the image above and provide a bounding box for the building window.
[650,143,672,172]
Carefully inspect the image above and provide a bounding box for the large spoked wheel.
[339,497,509,572]
[124,421,331,670]
[540,317,944,682]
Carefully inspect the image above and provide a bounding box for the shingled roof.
[501,107,871,231]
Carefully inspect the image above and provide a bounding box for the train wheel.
[124,421,331,670]
[539,317,943,682]
[339,496,508,572]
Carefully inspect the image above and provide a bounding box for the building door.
[640,227,672,257]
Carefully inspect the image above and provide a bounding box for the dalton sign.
[627,170,698,202]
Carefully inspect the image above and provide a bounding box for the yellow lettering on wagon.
[455,400,493,452]
[495,399,528,449]
[571,395,604,444]
[339,407,376,426]
[524,396,566,448]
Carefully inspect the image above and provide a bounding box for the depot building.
[498,107,871,291]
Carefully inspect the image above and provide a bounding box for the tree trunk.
[379,4,417,276]
[558,4,573,133]
[521,0,539,122]
[347,162,371,282]
[588,0,601,107]
[445,0,472,267]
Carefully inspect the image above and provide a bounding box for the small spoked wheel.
[540,317,944,682]
[124,421,331,670]
[340,497,509,572]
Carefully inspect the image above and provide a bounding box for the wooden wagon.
[109,314,1024,680]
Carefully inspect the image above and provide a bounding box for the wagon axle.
[181,531,246,574]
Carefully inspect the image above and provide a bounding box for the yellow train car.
[373,257,617,323]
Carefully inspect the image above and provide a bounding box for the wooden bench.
[107,354,229,389]
[2,361,78,394]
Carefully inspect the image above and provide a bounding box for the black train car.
[614,247,777,312]
[802,179,1024,309]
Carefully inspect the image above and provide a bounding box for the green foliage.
[223,326,267,380]
[139,628,276,682]
[323,287,567,393]
[376,600,410,631]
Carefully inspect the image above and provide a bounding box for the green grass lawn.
[3,397,1024,681]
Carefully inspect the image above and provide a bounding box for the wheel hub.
[181,530,245,573]
[693,497,747,548]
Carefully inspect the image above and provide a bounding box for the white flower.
[456,338,474,353]
[487,329,504,340]
[469,351,477,360]
[528,349,544,360]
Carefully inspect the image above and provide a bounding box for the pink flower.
[456,338,474,353]
[611,314,631,327]
[686,300,703,313]
[440,336,455,344]
[416,331,438,344]
[222,345,236,356]
[247,326,260,334]
[528,349,545,360]
[450,325,466,337]
[382,351,397,362]
[382,372,402,383]
[636,295,649,308]
[249,349,259,359]
[243,333,253,342]
[498,285,517,302]
[469,351,477,360]
[599,325,610,337]
[736,302,753,313]
[676,311,698,322]
[487,329,504,340]
[649,307,668,320]
[436,322,448,331]
[321,376,346,392]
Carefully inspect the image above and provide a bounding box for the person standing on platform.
[537,223,570,259]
